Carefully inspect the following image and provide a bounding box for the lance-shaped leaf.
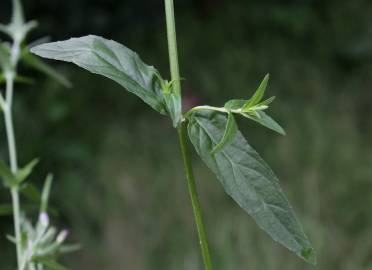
[30,35,167,114]
[211,112,237,154]
[187,110,315,264]
[242,110,285,135]
[224,97,285,135]
[242,73,270,110]
[16,158,39,184]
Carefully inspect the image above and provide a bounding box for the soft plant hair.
[0,0,76,269]
[30,0,316,268]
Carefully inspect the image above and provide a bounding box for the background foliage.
[1,0,372,269]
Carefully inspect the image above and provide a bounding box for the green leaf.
[257,96,275,107]
[242,74,270,110]
[0,204,13,216]
[187,110,315,264]
[158,78,182,127]
[30,35,167,114]
[22,52,71,88]
[242,111,286,135]
[32,257,68,270]
[163,90,182,126]
[224,99,245,110]
[211,112,237,154]
[16,159,39,184]
[0,160,17,188]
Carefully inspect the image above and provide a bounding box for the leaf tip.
[264,73,270,81]
[300,247,317,265]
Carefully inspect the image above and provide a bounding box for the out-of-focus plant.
[0,0,74,269]
[30,0,316,268]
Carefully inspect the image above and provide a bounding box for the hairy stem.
[4,74,22,270]
[164,1,214,268]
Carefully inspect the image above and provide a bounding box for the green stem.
[164,0,214,268]
[164,0,181,98]
[177,124,213,270]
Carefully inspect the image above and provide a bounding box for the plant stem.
[5,75,18,172]
[164,1,213,268]
[4,73,22,270]
[164,0,181,97]
[177,124,213,270]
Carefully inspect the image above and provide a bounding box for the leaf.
[242,110,286,135]
[211,112,237,154]
[0,160,17,188]
[30,35,167,114]
[16,158,39,184]
[187,110,315,264]
[159,78,182,127]
[32,257,68,270]
[224,99,245,110]
[242,74,270,110]
[163,90,182,126]
[22,52,71,88]
[0,204,13,216]
[257,96,275,107]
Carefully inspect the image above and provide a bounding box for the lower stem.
[177,122,213,270]
[4,75,22,269]
[11,187,22,269]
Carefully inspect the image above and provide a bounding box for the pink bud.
[39,212,49,227]
[56,229,69,244]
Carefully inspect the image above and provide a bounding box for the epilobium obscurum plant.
[31,0,316,268]
[0,0,75,269]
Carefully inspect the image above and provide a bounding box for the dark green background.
[1,0,372,269]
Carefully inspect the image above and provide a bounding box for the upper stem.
[5,75,18,172]
[4,18,22,267]
[164,0,181,98]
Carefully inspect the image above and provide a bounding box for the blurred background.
[1,0,372,269]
